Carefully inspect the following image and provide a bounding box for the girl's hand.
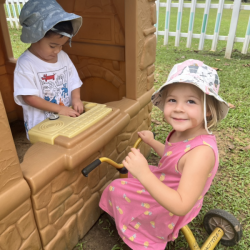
[138,130,154,146]
[72,98,84,114]
[122,148,151,180]
[58,105,80,117]
[139,130,165,157]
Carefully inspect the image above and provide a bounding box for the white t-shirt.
[14,50,83,138]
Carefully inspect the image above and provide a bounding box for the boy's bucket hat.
[19,0,82,43]
[151,59,229,120]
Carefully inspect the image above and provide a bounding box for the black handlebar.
[81,135,154,177]
[81,159,101,177]
[117,167,128,174]
[81,160,128,177]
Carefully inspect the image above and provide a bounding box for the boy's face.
[29,34,69,63]
[163,83,205,135]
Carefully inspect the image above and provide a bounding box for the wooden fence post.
[198,0,211,50]
[10,0,19,29]
[5,1,14,28]
[16,0,22,15]
[175,0,183,47]
[186,0,197,48]
[225,0,241,59]
[211,0,225,51]
[164,0,172,45]
[242,15,250,54]
[5,0,28,29]
[156,0,160,41]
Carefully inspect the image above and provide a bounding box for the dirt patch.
[147,153,161,166]
[75,211,188,250]
[10,121,32,163]
[73,213,132,250]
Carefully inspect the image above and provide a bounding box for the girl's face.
[29,34,69,63]
[164,83,205,135]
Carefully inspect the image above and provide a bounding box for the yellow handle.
[133,138,142,149]
[99,138,142,169]
[99,157,124,169]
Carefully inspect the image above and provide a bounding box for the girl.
[14,0,83,138]
[99,59,229,249]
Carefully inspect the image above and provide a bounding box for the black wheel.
[203,209,243,246]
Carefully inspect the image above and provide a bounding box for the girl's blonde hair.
[161,84,222,129]
[204,95,222,129]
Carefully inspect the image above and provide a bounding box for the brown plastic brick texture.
[0,0,156,249]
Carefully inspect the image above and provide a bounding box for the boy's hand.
[138,131,154,146]
[58,105,80,117]
[72,98,84,114]
[122,148,151,180]
[22,95,81,117]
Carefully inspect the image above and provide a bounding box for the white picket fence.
[5,0,28,29]
[155,0,250,58]
[4,0,250,58]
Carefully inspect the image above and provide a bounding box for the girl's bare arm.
[123,145,215,216]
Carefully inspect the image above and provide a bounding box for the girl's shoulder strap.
[191,134,219,173]
[199,134,218,150]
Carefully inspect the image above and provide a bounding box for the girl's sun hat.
[151,59,229,121]
[19,0,82,44]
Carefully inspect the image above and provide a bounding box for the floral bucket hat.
[19,0,82,44]
[151,59,229,121]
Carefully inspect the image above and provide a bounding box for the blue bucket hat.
[19,0,82,44]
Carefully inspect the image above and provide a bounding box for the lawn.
[6,0,250,58]
[6,0,250,249]
[151,40,250,249]
[157,0,250,53]
[150,4,250,249]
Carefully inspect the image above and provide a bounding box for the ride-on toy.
[82,138,243,250]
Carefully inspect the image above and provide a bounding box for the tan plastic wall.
[0,93,42,250]
[62,0,156,102]
[0,0,156,249]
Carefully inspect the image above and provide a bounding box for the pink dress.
[99,131,219,250]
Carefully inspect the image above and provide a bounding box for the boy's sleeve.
[14,62,40,106]
[67,55,83,91]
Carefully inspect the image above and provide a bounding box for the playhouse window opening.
[4,1,30,59]
[7,22,30,59]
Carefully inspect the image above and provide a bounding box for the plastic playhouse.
[0,0,156,249]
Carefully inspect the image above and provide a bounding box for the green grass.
[6,0,250,59]
[150,1,250,248]
[4,3,30,58]
[7,24,29,58]
[152,39,250,249]
[158,0,250,53]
